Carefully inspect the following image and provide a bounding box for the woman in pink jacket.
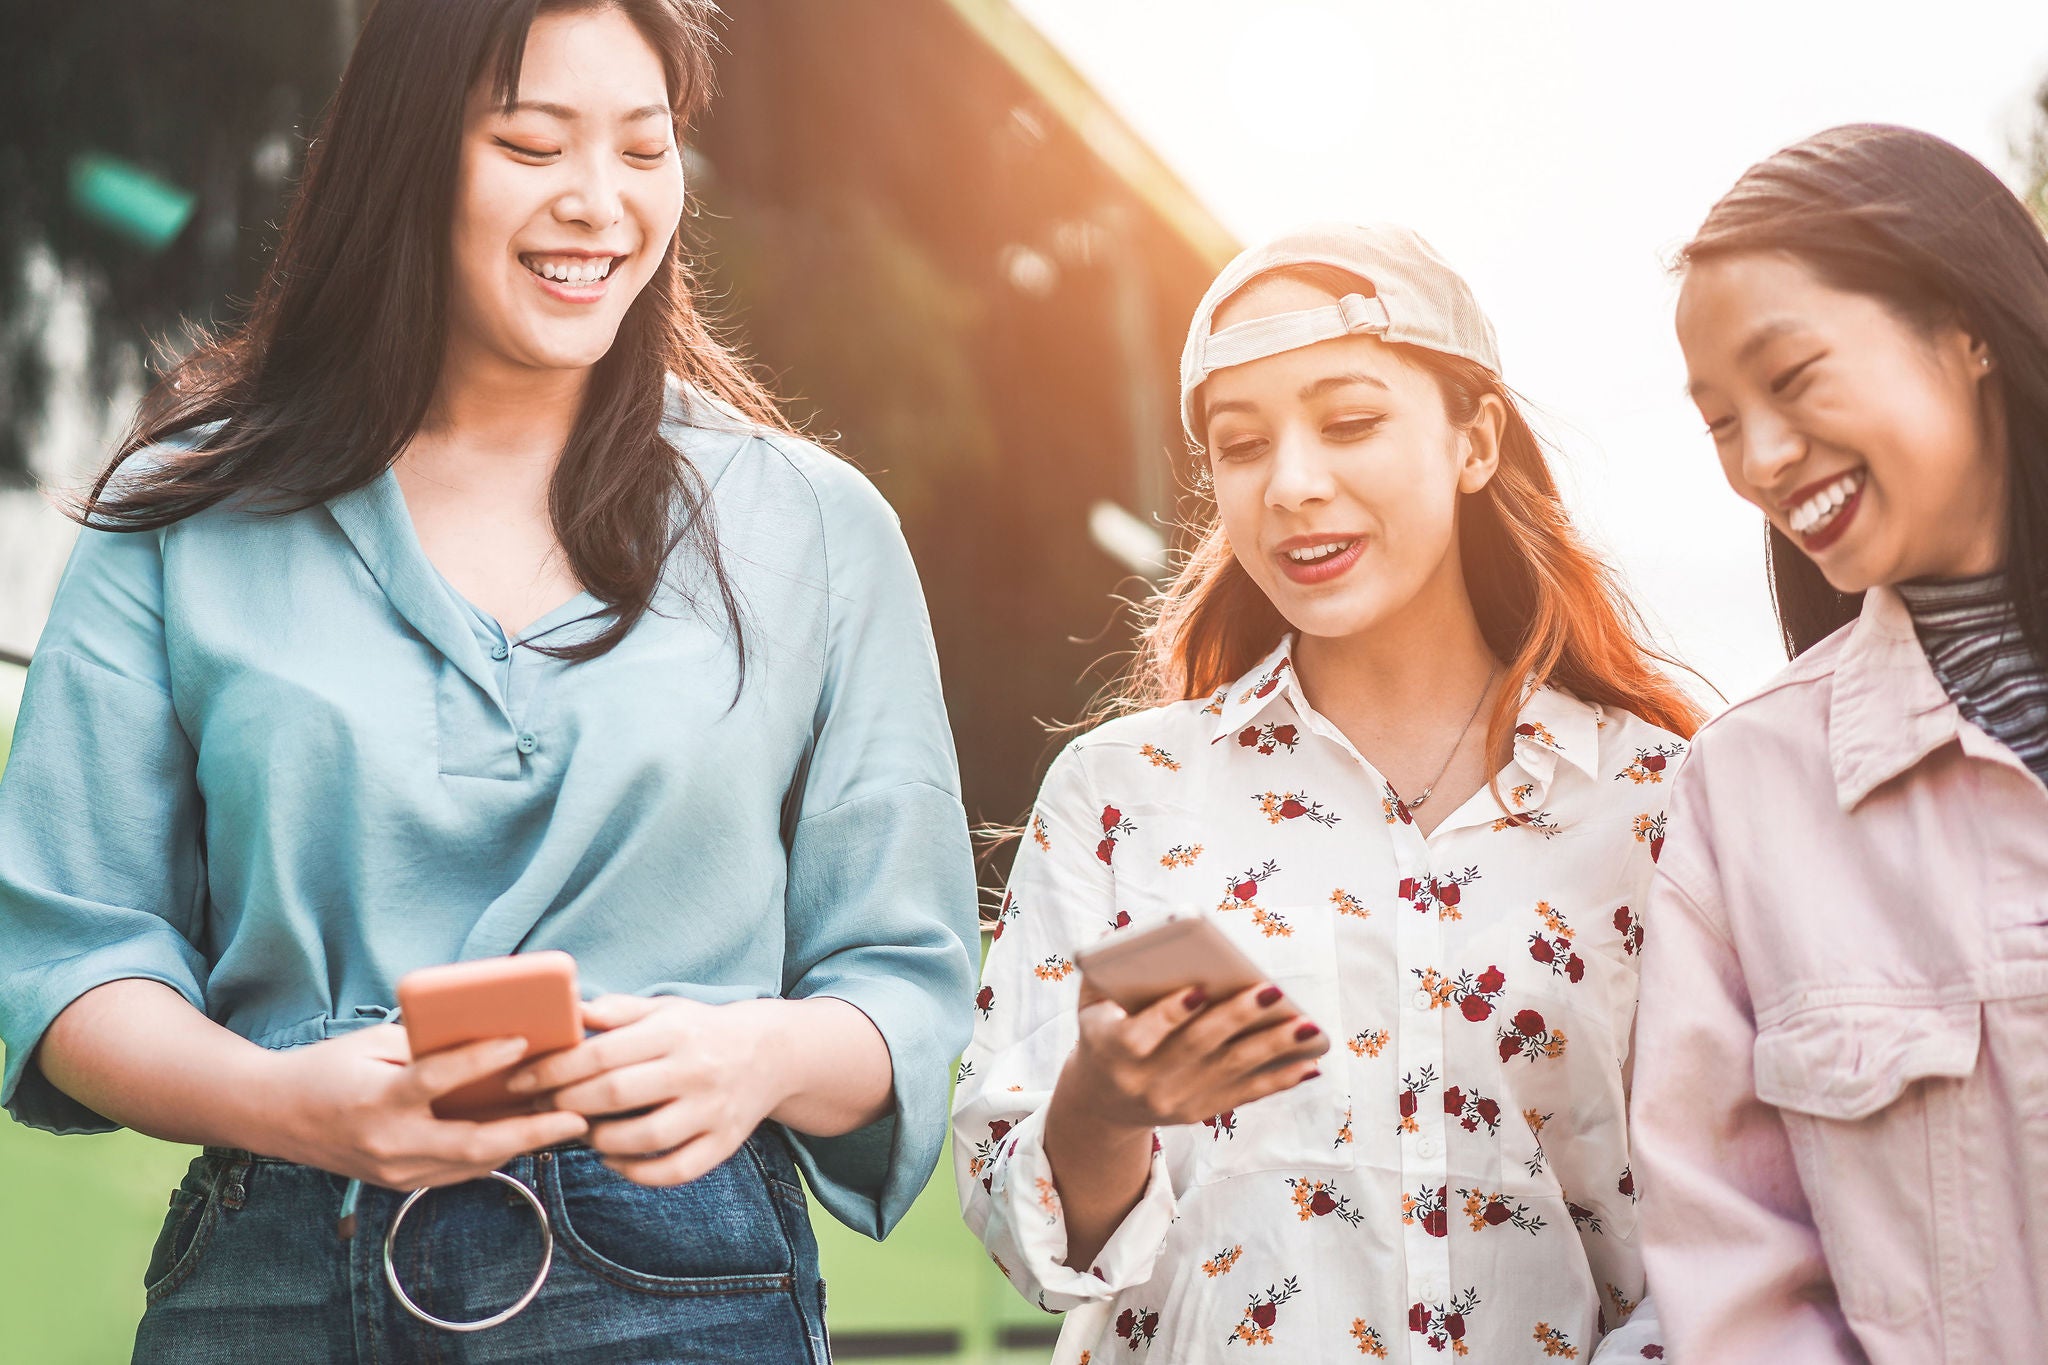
[1636,122,2048,1363]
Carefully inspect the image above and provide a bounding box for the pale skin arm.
[502,993,894,1186]
[37,979,590,1188]
[40,982,890,1192]
[1042,981,1327,1270]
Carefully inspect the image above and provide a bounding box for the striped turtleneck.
[1895,572,2048,787]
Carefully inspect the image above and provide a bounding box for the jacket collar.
[1828,585,1982,810]
[1207,635,1604,787]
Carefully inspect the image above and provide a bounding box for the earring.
[1981,355,1993,369]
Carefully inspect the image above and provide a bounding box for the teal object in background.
[67,153,196,250]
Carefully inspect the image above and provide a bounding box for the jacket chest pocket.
[1190,904,1352,1184]
[1752,1000,1989,1328]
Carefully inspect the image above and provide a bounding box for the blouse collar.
[1205,635,1604,788]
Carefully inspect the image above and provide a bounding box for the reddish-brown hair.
[1113,267,1705,780]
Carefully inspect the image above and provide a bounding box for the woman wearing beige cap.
[955,224,1702,1361]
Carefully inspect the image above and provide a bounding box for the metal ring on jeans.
[381,1170,554,1333]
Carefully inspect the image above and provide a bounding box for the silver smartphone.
[1073,916,1324,1049]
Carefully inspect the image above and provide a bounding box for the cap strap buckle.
[1194,291,1390,381]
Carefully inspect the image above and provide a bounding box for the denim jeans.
[132,1128,830,1363]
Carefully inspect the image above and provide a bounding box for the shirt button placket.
[1390,819,1453,1350]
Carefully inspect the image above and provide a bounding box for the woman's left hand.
[503,994,785,1187]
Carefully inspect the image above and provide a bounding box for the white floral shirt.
[954,639,1679,1363]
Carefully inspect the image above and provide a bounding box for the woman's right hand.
[1058,981,1328,1135]
[265,1024,590,1189]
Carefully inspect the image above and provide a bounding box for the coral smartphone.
[396,950,582,1122]
[1073,917,1324,1048]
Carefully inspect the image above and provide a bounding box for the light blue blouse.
[0,406,979,1238]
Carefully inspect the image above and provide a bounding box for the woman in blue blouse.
[0,2,976,1360]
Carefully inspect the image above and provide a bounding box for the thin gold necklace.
[1403,666,1500,811]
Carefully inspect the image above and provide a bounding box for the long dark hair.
[1679,123,2048,659]
[84,0,797,663]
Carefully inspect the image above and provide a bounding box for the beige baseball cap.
[1179,222,1502,444]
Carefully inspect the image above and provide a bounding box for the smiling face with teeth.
[1678,251,2006,592]
[1200,274,1507,648]
[444,7,683,383]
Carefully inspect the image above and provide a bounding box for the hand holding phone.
[396,950,583,1121]
[1074,915,1315,1025]
[1053,916,1329,1138]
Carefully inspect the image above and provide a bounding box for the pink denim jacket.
[1633,586,2048,1364]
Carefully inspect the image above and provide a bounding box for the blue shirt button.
[491,643,509,661]
[516,732,538,755]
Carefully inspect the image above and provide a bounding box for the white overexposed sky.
[1013,0,2048,705]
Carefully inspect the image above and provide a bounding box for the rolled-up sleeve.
[778,455,978,1239]
[952,741,1179,1311]
[1631,766,1860,1362]
[0,525,209,1133]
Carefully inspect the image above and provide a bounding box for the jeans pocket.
[544,1143,796,1293]
[142,1158,220,1303]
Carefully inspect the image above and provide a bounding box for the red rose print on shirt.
[1528,902,1586,983]
[1254,790,1340,827]
[1413,965,1508,1022]
[1238,656,1291,703]
[1444,1084,1503,1135]
[1458,1187,1546,1233]
[1498,1007,1568,1062]
[1410,1289,1481,1356]
[967,1118,1013,1179]
[1115,1306,1161,1350]
[1400,1183,1449,1238]
[991,890,1019,940]
[1491,808,1563,838]
[1219,860,1279,911]
[1396,1064,1438,1134]
[1287,1177,1364,1226]
[1614,905,1643,955]
[1097,805,1136,865]
[1227,1276,1300,1347]
[1400,866,1480,920]
[975,984,994,1018]
[1615,742,1685,784]
[1632,811,1666,862]
[1236,721,1300,755]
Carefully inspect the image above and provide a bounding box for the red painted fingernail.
[1294,1022,1321,1042]
[1256,986,1283,1008]
[1181,987,1208,1010]
[1303,1068,1322,1081]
